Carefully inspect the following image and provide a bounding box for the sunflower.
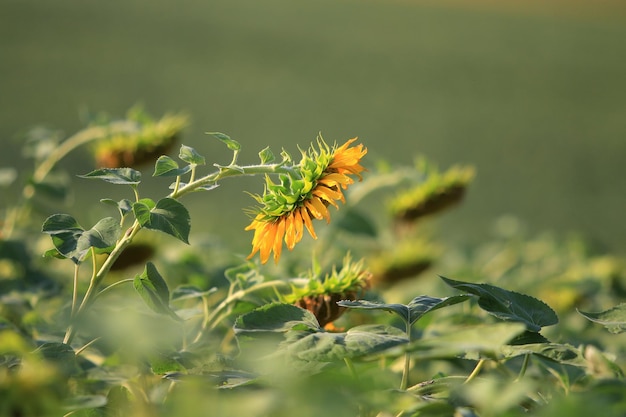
[245,137,367,264]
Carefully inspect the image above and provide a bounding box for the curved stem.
[94,278,135,301]
[464,359,487,384]
[25,121,138,199]
[74,336,102,357]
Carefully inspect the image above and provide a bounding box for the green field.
[2,0,626,254]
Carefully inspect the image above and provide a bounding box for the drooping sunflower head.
[245,136,367,264]
[93,106,189,168]
[281,255,372,327]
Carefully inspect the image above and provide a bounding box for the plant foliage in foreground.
[1,108,626,416]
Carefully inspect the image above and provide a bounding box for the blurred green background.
[2,0,626,255]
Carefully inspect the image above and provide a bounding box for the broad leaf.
[283,324,409,362]
[440,276,558,332]
[578,304,626,334]
[208,131,241,151]
[133,197,190,243]
[501,343,585,367]
[79,217,121,252]
[234,303,322,335]
[339,295,471,325]
[153,155,192,177]
[79,168,141,185]
[133,262,181,321]
[42,215,120,263]
[179,145,206,166]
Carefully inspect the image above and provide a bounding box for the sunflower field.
[1,108,626,417]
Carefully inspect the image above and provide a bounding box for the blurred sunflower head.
[388,160,475,224]
[245,136,367,264]
[93,106,189,168]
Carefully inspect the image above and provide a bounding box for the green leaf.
[42,213,83,235]
[501,343,585,367]
[42,215,121,263]
[578,304,626,334]
[79,217,121,251]
[42,216,81,261]
[283,324,409,362]
[234,303,322,336]
[334,208,378,238]
[409,322,527,360]
[258,146,275,164]
[339,295,471,326]
[440,276,558,332]
[153,155,193,177]
[133,262,181,321]
[179,145,206,166]
[133,197,190,243]
[79,168,142,185]
[208,131,241,151]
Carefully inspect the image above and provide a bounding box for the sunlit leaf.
[258,146,275,164]
[79,168,142,185]
[133,197,190,243]
[153,155,192,177]
[578,304,626,334]
[440,276,558,332]
[208,131,241,151]
[179,145,205,166]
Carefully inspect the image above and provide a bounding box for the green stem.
[25,121,137,199]
[464,359,486,384]
[169,163,297,200]
[63,221,142,344]
[70,263,80,318]
[94,278,135,301]
[400,319,412,390]
[74,337,102,357]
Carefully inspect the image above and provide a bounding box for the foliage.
[1,109,626,416]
